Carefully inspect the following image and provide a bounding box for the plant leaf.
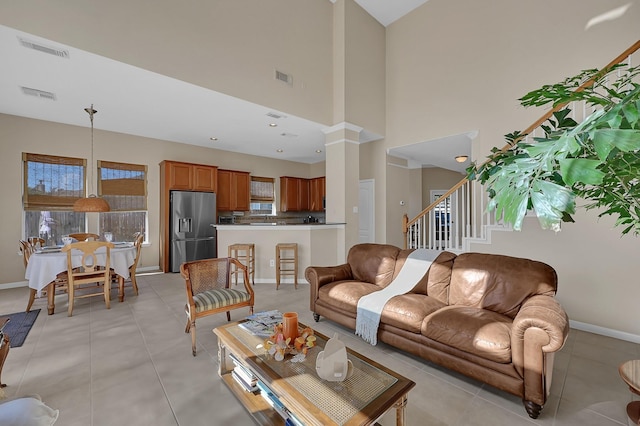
[558,158,605,186]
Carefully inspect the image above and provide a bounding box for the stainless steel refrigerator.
[170,191,217,272]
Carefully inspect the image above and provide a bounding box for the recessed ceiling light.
[316,149,322,153]
[210,137,218,141]
[269,123,278,127]
[276,149,284,153]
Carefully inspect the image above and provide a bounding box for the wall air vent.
[19,37,69,58]
[21,86,57,101]
[275,70,293,85]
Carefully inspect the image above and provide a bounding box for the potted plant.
[467,64,640,235]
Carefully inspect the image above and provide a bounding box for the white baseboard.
[0,281,29,289]
[570,319,640,344]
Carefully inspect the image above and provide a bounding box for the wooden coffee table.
[213,321,415,426]
[619,360,640,425]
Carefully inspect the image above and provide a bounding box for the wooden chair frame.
[69,233,100,242]
[62,241,114,316]
[181,257,255,356]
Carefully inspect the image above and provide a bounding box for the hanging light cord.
[84,104,97,196]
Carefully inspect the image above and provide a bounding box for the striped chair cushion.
[193,289,251,313]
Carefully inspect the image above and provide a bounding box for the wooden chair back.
[69,233,100,242]
[62,241,114,316]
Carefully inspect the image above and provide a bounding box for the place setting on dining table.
[23,231,141,315]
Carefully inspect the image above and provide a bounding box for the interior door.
[430,190,458,249]
[359,179,375,243]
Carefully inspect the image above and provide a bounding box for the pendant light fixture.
[73,104,110,212]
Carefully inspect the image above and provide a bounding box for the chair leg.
[104,278,111,309]
[130,274,139,295]
[118,276,125,303]
[26,288,37,312]
[68,284,74,317]
[191,322,197,356]
[185,318,191,333]
[47,283,56,315]
[226,311,231,321]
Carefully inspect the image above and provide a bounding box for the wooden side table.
[0,317,10,389]
[619,360,640,425]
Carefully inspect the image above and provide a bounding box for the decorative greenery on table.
[467,64,640,235]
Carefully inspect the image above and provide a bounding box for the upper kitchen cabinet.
[162,160,217,192]
[280,176,314,212]
[310,177,326,212]
[217,169,250,211]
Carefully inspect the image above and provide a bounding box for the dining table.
[25,243,137,315]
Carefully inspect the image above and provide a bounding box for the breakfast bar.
[216,223,344,285]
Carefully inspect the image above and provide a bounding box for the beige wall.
[0,0,334,126]
[0,113,319,286]
[422,168,465,208]
[344,0,386,136]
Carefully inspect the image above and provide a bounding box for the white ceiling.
[0,0,469,171]
[355,0,429,27]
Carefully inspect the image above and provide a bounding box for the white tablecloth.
[25,245,137,292]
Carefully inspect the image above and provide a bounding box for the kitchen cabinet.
[164,161,217,192]
[280,176,323,212]
[310,177,326,212]
[218,169,250,211]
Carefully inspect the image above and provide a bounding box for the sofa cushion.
[347,243,400,287]
[448,253,557,318]
[318,280,380,314]
[381,294,446,333]
[421,306,513,364]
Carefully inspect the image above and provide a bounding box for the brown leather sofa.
[305,243,569,419]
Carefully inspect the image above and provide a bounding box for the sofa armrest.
[511,295,569,405]
[305,264,352,311]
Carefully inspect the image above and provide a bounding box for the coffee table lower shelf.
[221,373,285,425]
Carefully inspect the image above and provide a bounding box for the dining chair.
[27,237,45,248]
[21,240,68,313]
[113,233,144,301]
[181,257,255,356]
[62,241,114,317]
[68,233,100,242]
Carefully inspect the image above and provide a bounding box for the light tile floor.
[1,272,639,425]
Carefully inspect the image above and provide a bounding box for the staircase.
[403,40,640,251]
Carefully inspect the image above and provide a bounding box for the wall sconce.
[455,155,468,163]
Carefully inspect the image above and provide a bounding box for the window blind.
[22,152,86,211]
[250,176,275,202]
[98,160,148,211]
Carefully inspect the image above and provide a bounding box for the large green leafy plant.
[468,64,640,235]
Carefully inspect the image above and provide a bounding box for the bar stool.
[228,243,255,285]
[276,243,298,290]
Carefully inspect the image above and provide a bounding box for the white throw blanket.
[355,249,433,345]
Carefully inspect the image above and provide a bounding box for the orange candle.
[282,312,299,342]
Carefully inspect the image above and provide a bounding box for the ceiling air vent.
[280,132,298,138]
[21,86,57,101]
[266,112,287,120]
[19,37,69,58]
[275,70,293,86]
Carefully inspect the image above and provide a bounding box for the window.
[250,176,275,215]
[23,152,87,245]
[98,161,148,242]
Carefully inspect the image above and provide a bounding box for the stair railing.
[403,40,640,250]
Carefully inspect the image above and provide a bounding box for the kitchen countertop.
[215,223,345,230]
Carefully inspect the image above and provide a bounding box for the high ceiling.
[0,0,470,171]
